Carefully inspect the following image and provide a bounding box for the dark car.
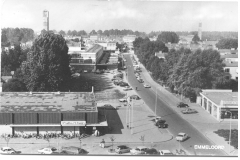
[144,148,158,155]
[115,145,131,154]
[119,82,129,87]
[177,102,189,108]
[130,95,140,100]
[155,119,167,128]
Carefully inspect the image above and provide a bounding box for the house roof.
[224,61,238,67]
[0,92,96,113]
[86,44,103,53]
[218,49,238,54]
[201,91,238,106]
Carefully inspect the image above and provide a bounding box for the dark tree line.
[216,38,238,49]
[133,36,237,101]
[157,32,179,44]
[1,28,34,47]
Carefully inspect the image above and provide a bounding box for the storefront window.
[213,105,218,118]
[220,108,238,119]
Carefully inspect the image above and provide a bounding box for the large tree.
[192,34,200,43]
[157,32,179,44]
[20,32,71,91]
[2,78,27,92]
[59,30,66,36]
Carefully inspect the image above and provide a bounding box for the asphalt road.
[124,54,226,156]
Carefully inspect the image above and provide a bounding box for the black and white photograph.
[0,0,238,158]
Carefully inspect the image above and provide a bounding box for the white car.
[176,133,188,142]
[38,147,57,154]
[143,84,151,88]
[130,146,148,155]
[0,147,21,154]
[159,150,174,155]
[154,116,162,123]
[119,98,127,102]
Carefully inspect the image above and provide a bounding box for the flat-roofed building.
[123,35,136,43]
[0,92,107,135]
[221,54,238,80]
[200,90,238,121]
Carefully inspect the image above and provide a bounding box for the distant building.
[221,54,238,80]
[155,51,167,60]
[97,42,116,51]
[43,10,49,31]
[90,35,99,41]
[123,35,136,43]
[198,23,202,40]
[200,90,238,121]
[218,49,238,55]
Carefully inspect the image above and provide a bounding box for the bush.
[214,129,238,149]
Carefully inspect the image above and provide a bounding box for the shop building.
[200,90,238,121]
[0,92,107,135]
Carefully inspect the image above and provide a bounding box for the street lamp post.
[131,99,134,135]
[225,111,232,154]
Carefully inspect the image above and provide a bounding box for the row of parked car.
[0,146,88,155]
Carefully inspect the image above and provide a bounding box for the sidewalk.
[129,52,238,156]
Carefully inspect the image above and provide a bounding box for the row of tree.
[57,29,147,37]
[1,28,34,47]
[216,38,238,49]
[133,35,237,101]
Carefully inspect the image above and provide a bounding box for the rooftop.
[0,92,96,113]
[224,61,238,67]
[221,54,238,59]
[201,91,238,106]
[86,44,103,53]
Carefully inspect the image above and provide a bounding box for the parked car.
[71,73,80,77]
[0,147,21,154]
[155,119,167,128]
[177,102,189,108]
[38,147,58,154]
[83,70,88,73]
[130,146,148,155]
[119,82,129,87]
[143,84,151,88]
[123,86,132,91]
[115,145,131,154]
[130,95,140,100]
[181,108,198,114]
[154,116,162,123]
[61,146,88,155]
[144,148,158,155]
[112,77,122,81]
[119,98,127,102]
[159,150,174,155]
[176,133,188,142]
[114,80,123,85]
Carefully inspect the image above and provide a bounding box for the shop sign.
[61,121,86,126]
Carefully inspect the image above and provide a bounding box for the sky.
[0,0,238,33]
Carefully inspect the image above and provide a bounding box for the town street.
[124,53,226,156]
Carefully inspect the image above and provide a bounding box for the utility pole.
[131,100,133,135]
[155,88,157,116]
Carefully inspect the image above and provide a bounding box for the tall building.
[198,22,202,40]
[43,10,49,31]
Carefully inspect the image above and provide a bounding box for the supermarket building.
[0,92,107,135]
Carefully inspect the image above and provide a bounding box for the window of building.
[220,108,238,119]
[224,68,230,73]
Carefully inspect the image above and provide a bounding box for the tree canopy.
[20,32,72,91]
[216,38,238,49]
[192,34,200,43]
[157,32,179,44]
[2,78,27,92]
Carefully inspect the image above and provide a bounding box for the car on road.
[71,73,80,77]
[0,147,21,154]
[119,98,127,102]
[115,145,131,154]
[154,116,162,123]
[130,95,140,100]
[143,84,151,88]
[130,146,148,155]
[38,147,58,154]
[144,148,158,155]
[155,119,167,128]
[176,133,188,142]
[123,86,132,91]
[177,102,189,108]
[159,150,174,155]
[181,108,198,114]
